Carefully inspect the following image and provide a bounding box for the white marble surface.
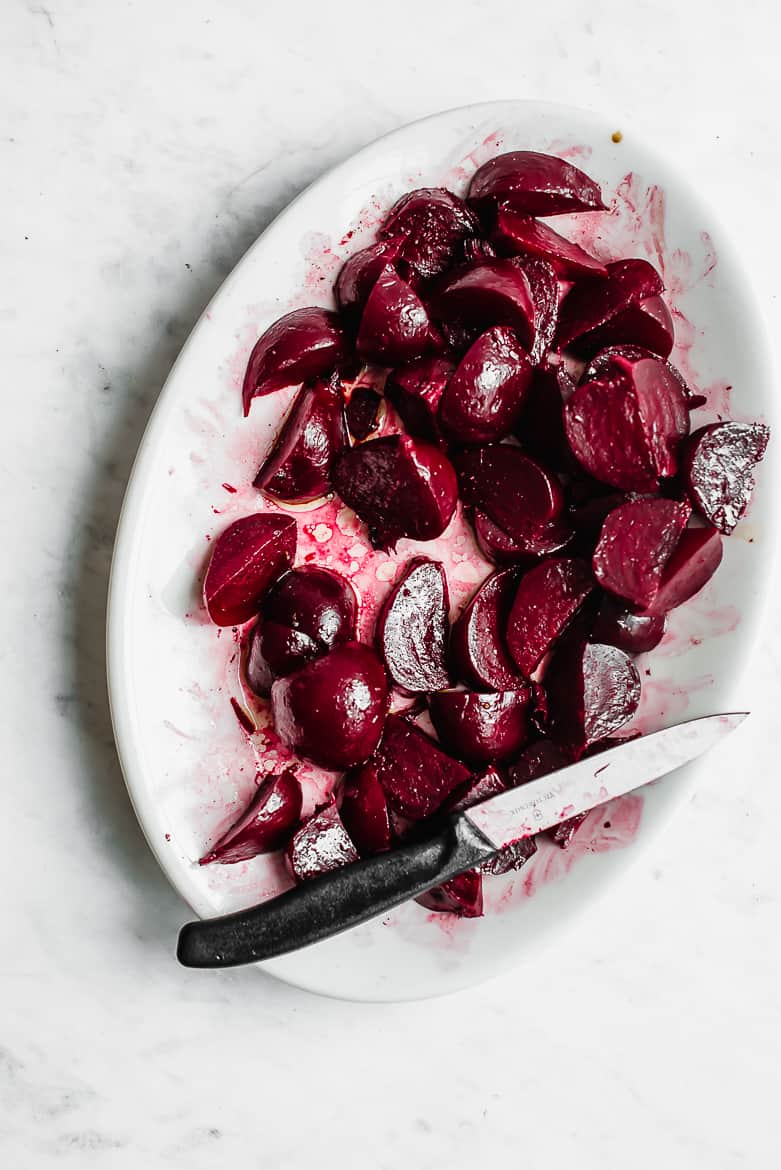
[2,0,780,1164]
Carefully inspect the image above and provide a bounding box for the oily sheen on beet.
[203,513,297,627]
[242,307,347,415]
[254,375,347,503]
[199,770,303,866]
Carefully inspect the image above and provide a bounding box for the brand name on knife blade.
[499,782,563,819]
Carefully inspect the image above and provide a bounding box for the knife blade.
[177,712,746,969]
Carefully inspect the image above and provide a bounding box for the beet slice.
[356,266,437,365]
[199,770,303,865]
[377,558,450,692]
[332,433,458,550]
[271,642,388,770]
[455,445,565,545]
[684,422,770,534]
[416,869,483,917]
[380,188,479,279]
[433,259,536,352]
[469,151,606,216]
[483,836,538,876]
[246,620,318,696]
[460,237,497,264]
[507,739,571,786]
[556,259,664,353]
[473,509,572,565]
[203,513,296,627]
[384,357,453,444]
[242,307,347,416]
[439,326,532,443]
[492,205,608,278]
[592,498,691,609]
[644,526,723,616]
[549,813,588,848]
[286,801,359,883]
[517,257,558,365]
[254,376,347,503]
[335,238,403,326]
[450,568,524,692]
[517,364,577,472]
[545,639,641,751]
[446,766,507,812]
[576,295,674,358]
[373,714,470,820]
[591,594,667,654]
[428,688,531,765]
[339,762,392,857]
[345,387,383,440]
[506,557,595,676]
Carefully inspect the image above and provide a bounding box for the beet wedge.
[684,422,770,534]
[242,307,347,415]
[469,151,606,216]
[203,513,296,627]
[472,508,572,565]
[428,688,531,765]
[377,558,450,692]
[456,444,565,545]
[286,801,359,883]
[373,714,470,820]
[380,187,479,279]
[506,557,595,676]
[385,357,453,445]
[339,762,392,857]
[643,526,723,616]
[556,259,665,354]
[592,498,691,609]
[356,266,438,365]
[492,205,608,278]
[335,238,403,327]
[416,869,484,917]
[254,376,347,503]
[591,594,667,654]
[199,770,303,865]
[545,639,641,752]
[433,259,536,352]
[450,568,524,692]
[439,325,532,443]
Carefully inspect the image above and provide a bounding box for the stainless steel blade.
[466,713,747,850]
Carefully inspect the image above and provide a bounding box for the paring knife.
[177,712,746,969]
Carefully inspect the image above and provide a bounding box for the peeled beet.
[199,770,303,865]
[377,558,450,692]
[247,620,318,696]
[332,433,458,550]
[492,205,608,278]
[385,357,453,444]
[286,801,359,883]
[593,498,691,609]
[380,188,479,279]
[577,295,674,358]
[373,714,470,820]
[450,569,524,692]
[203,513,296,627]
[684,422,770,534]
[356,266,438,365]
[429,688,531,765]
[242,307,347,416]
[517,364,577,472]
[507,739,571,786]
[254,376,347,503]
[644,526,723,616]
[469,151,606,216]
[556,259,665,354]
[483,836,538,876]
[549,813,588,849]
[507,558,595,676]
[517,257,558,365]
[545,639,641,751]
[339,762,392,857]
[345,387,383,440]
[456,445,565,545]
[591,594,667,653]
[439,326,532,443]
[416,869,483,917]
[433,259,536,352]
[271,642,388,770]
[473,509,572,565]
[335,238,403,326]
[446,766,508,812]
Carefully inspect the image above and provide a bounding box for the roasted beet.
[506,558,595,676]
[199,770,303,865]
[286,801,359,882]
[380,188,479,279]
[545,639,641,751]
[591,594,667,654]
[416,869,483,917]
[339,762,392,857]
[203,513,296,627]
[446,766,507,812]
[492,205,608,278]
[473,509,572,565]
[246,620,318,696]
[242,307,347,416]
[507,739,571,786]
[332,433,458,550]
[456,445,565,545]
[335,239,403,326]
[460,237,497,263]
[373,714,470,820]
[556,259,665,355]
[684,422,770,534]
[433,259,536,352]
[483,836,538,876]
[271,642,388,770]
[469,151,606,216]
[517,364,577,472]
[450,568,524,692]
[578,295,675,358]
[384,357,453,444]
[592,499,691,609]
[439,326,532,443]
[377,558,450,692]
[517,257,558,365]
[429,688,531,765]
[644,526,723,616]
[549,812,588,848]
[254,376,347,503]
[345,387,383,440]
[356,266,438,365]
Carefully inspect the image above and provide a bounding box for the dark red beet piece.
[516,257,558,365]
[380,188,479,279]
[429,688,531,765]
[507,739,571,787]
[356,266,438,365]
[593,498,691,609]
[492,205,608,278]
[556,259,664,353]
[644,526,723,616]
[469,151,606,216]
[373,714,470,820]
[199,770,303,865]
[271,642,388,770]
[446,766,508,813]
[385,357,453,444]
[246,620,318,696]
[549,812,588,848]
[506,558,595,676]
[377,558,450,692]
[545,640,641,751]
[242,307,347,416]
[254,376,347,503]
[335,238,403,326]
[450,569,524,692]
[339,762,392,857]
[416,869,483,917]
[286,801,359,882]
[517,364,577,472]
[433,260,536,352]
[332,434,458,550]
[483,836,538,876]
[577,295,674,358]
[456,445,565,545]
[684,422,770,534]
[203,513,296,627]
[439,326,532,443]
[345,387,383,440]
[591,594,667,654]
[460,237,497,263]
[473,509,572,565]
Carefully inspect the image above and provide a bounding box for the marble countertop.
[2,1,780,1165]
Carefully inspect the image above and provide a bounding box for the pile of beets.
[199,151,769,918]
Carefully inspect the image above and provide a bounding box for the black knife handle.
[177,813,496,969]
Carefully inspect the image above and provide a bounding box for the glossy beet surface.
[592,499,691,609]
[429,688,531,765]
[271,643,388,770]
[591,594,667,654]
[380,188,479,279]
[377,558,450,692]
[545,639,641,751]
[507,558,595,676]
[644,526,723,616]
[450,568,524,692]
[333,434,458,550]
[335,239,403,325]
[203,513,296,627]
[356,266,437,365]
[517,364,576,472]
[469,151,606,216]
[473,508,572,564]
[556,259,665,354]
[456,445,564,544]
[345,387,383,440]
[577,295,674,358]
[242,307,347,415]
[199,770,303,865]
[434,259,536,351]
[439,326,532,443]
[492,205,608,278]
[685,422,770,534]
[519,257,558,365]
[339,763,392,857]
[446,766,507,813]
[384,357,453,444]
[246,620,318,697]
[373,714,470,820]
[416,869,484,917]
[254,376,346,503]
[286,801,359,882]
